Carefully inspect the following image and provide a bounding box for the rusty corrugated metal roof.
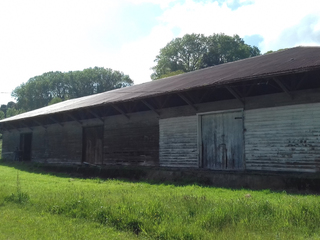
[1,46,320,123]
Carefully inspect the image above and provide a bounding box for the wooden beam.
[67,113,82,125]
[273,77,293,99]
[111,104,130,119]
[178,93,197,111]
[49,116,63,127]
[122,101,137,113]
[33,120,47,129]
[154,95,171,109]
[294,73,308,90]
[185,91,197,104]
[106,105,113,115]
[244,83,255,97]
[87,109,104,123]
[6,122,20,132]
[141,100,160,116]
[226,86,244,105]
[199,89,212,103]
[21,121,33,131]
[0,124,10,133]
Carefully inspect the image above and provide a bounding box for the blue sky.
[0,0,320,104]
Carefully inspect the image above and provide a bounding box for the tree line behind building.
[0,33,263,120]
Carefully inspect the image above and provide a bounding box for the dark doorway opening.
[82,126,104,164]
[20,133,32,161]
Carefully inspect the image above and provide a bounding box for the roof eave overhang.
[1,65,320,128]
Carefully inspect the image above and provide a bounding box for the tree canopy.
[151,33,261,80]
[0,102,24,120]
[12,67,133,111]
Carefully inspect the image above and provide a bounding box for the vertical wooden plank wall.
[1,131,20,160]
[103,112,159,166]
[159,116,198,167]
[201,111,244,170]
[245,103,320,172]
[32,122,83,163]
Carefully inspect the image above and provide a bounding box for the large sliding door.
[201,111,244,170]
[82,126,103,164]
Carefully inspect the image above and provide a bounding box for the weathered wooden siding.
[103,112,159,166]
[32,122,83,163]
[159,116,198,167]
[201,111,244,170]
[83,125,104,164]
[1,131,20,160]
[245,103,320,172]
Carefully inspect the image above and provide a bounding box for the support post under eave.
[111,104,130,119]
[294,73,308,90]
[141,100,160,116]
[86,109,104,123]
[0,124,9,133]
[67,113,82,125]
[33,120,47,129]
[273,77,293,99]
[21,121,33,131]
[6,122,20,132]
[226,86,244,105]
[49,116,63,127]
[177,93,198,111]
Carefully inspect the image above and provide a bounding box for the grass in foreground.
[1,161,320,239]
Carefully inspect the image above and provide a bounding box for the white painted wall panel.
[245,103,320,172]
[160,116,198,167]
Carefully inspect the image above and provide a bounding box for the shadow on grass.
[0,159,206,187]
[1,159,320,195]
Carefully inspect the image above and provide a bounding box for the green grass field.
[1,161,320,239]
[0,139,2,157]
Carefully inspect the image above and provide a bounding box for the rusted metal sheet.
[201,111,244,170]
[83,126,103,164]
[159,116,198,167]
[2,47,320,124]
[245,103,320,172]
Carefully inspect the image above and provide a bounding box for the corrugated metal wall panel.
[160,116,198,167]
[245,103,320,172]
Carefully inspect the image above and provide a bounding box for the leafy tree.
[12,67,133,111]
[264,48,288,54]
[6,108,24,118]
[151,33,261,80]
[48,97,63,106]
[157,70,185,79]
[201,34,260,67]
[151,34,207,80]
[0,102,23,119]
[0,110,4,120]
[0,105,6,116]
[6,101,16,109]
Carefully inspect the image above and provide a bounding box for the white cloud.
[126,0,178,9]
[0,0,121,103]
[152,0,320,52]
[267,14,320,50]
[109,25,175,84]
[116,0,320,85]
[0,0,319,105]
